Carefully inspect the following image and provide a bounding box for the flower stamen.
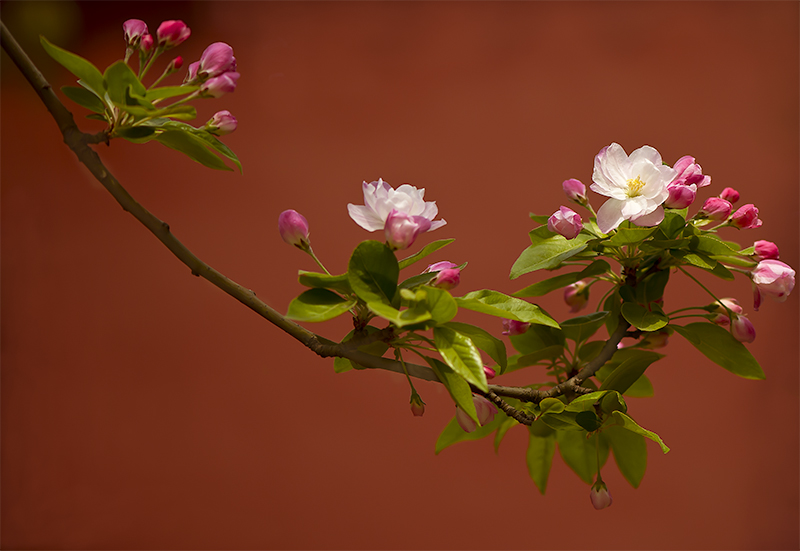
[626,176,646,197]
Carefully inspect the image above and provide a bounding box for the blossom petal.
[631,205,664,227]
[347,203,385,231]
[596,198,626,234]
[628,145,663,167]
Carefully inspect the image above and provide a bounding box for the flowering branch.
[0,21,439,384]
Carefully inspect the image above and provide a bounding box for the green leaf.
[602,223,658,246]
[285,288,355,322]
[527,430,556,494]
[556,431,609,484]
[347,241,399,306]
[642,269,670,304]
[333,357,353,373]
[604,425,647,488]
[707,262,736,280]
[509,345,564,373]
[560,312,609,343]
[621,303,668,331]
[116,126,157,143]
[539,397,565,415]
[61,85,105,113]
[366,301,432,328]
[598,349,662,394]
[510,227,594,279]
[397,272,438,290]
[576,411,601,432]
[157,121,242,172]
[422,286,458,325]
[577,340,605,362]
[145,85,199,101]
[510,324,565,354]
[298,271,352,294]
[155,130,233,171]
[435,415,503,454]
[444,321,507,371]
[540,410,583,431]
[513,260,610,297]
[434,326,488,392]
[621,373,654,397]
[397,239,455,270]
[424,357,479,424]
[40,36,105,96]
[116,103,198,121]
[675,250,717,270]
[103,60,146,106]
[658,211,687,239]
[611,411,670,453]
[672,323,765,379]
[692,234,740,256]
[455,290,559,328]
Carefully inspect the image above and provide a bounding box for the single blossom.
[197,42,237,79]
[590,143,675,234]
[730,204,762,229]
[698,197,732,221]
[201,71,240,98]
[753,240,780,261]
[562,178,587,204]
[731,315,756,343]
[384,209,432,250]
[410,393,425,417]
[672,155,711,187]
[278,209,310,250]
[664,182,696,209]
[206,110,238,136]
[455,395,498,433]
[430,268,460,290]
[752,259,795,310]
[156,20,191,48]
[123,19,148,47]
[347,179,445,233]
[501,319,530,336]
[564,280,589,313]
[590,480,613,510]
[484,366,496,380]
[548,206,583,240]
[720,187,740,204]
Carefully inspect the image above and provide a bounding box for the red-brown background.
[2,1,798,549]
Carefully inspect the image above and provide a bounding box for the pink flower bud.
[140,34,154,53]
[548,206,583,240]
[156,20,191,48]
[698,197,732,221]
[185,61,200,83]
[731,315,756,343]
[730,204,762,229]
[562,178,587,203]
[720,187,740,204]
[664,183,697,209]
[278,209,310,250]
[753,240,780,261]
[590,480,613,510]
[206,110,238,136]
[384,209,432,251]
[201,71,240,98]
[564,280,589,313]
[711,297,744,325]
[123,19,149,47]
[455,395,498,433]
[198,42,237,79]
[484,366,496,380]
[410,393,425,417]
[752,259,795,310]
[501,319,530,336]
[424,261,458,273]
[673,155,711,187]
[171,56,183,70]
[431,268,460,290]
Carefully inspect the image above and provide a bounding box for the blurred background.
[2,1,798,549]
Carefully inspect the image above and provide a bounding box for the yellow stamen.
[626,176,646,197]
